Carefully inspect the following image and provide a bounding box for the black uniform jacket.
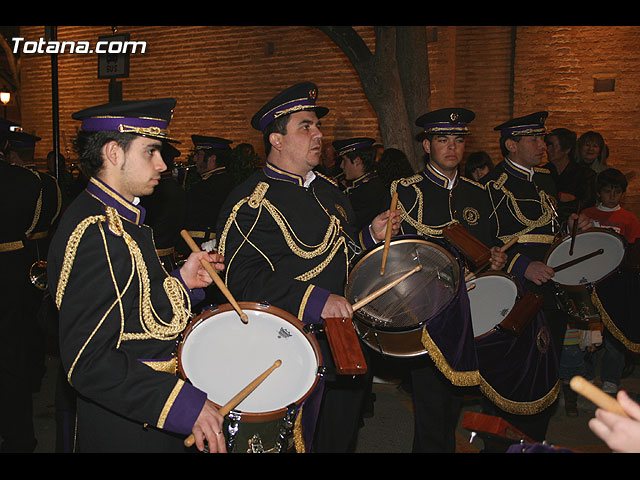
[391,162,499,252]
[47,177,208,450]
[344,171,388,232]
[482,158,560,297]
[185,166,234,244]
[216,161,376,325]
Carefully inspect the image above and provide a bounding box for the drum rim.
[346,236,462,333]
[466,270,520,339]
[177,301,322,421]
[544,227,627,287]
[466,270,522,297]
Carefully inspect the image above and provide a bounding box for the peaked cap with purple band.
[494,111,548,137]
[72,98,180,143]
[415,107,475,136]
[250,82,329,131]
[332,137,376,157]
[191,135,232,151]
[0,118,41,147]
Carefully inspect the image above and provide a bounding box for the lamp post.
[0,91,10,118]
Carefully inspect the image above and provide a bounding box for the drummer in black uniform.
[140,142,187,272]
[7,128,62,394]
[389,107,507,452]
[216,82,400,452]
[0,122,42,452]
[183,135,235,251]
[333,137,388,231]
[47,98,227,453]
[480,111,591,444]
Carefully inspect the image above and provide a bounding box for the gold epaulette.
[459,176,484,189]
[533,166,551,174]
[398,174,423,187]
[314,171,338,188]
[490,173,509,190]
[248,181,269,208]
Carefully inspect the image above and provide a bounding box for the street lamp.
[0,91,10,118]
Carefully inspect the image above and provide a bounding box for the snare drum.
[178,302,322,453]
[545,228,626,324]
[466,271,519,338]
[346,237,461,358]
[469,273,558,414]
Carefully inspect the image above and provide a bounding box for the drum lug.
[317,366,327,376]
[304,323,324,335]
[226,411,242,452]
[248,435,265,453]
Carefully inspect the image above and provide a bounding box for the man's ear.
[102,140,123,168]
[269,132,283,152]
[422,138,431,155]
[505,138,518,154]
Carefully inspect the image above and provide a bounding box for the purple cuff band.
[360,226,376,250]
[163,382,208,435]
[302,286,331,325]
[171,269,206,304]
[509,254,531,286]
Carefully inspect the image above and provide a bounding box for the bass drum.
[178,302,322,453]
[346,237,461,358]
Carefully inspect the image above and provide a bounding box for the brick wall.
[14,25,640,215]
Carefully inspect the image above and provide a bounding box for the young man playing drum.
[480,111,591,445]
[216,82,401,452]
[47,99,228,453]
[389,108,507,452]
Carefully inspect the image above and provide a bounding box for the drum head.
[346,238,460,331]
[546,229,625,286]
[467,273,518,337]
[179,304,319,415]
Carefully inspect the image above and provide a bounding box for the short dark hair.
[597,168,627,193]
[73,130,138,178]
[546,128,577,159]
[343,146,377,174]
[464,151,493,178]
[262,114,290,157]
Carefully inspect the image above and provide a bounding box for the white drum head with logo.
[467,273,518,337]
[180,307,319,414]
[546,230,625,286]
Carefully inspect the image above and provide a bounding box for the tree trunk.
[317,26,430,171]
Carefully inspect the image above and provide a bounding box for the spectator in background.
[544,128,596,224]
[581,168,640,401]
[463,151,493,182]
[376,147,414,189]
[576,130,609,174]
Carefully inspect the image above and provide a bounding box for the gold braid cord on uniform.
[218,182,349,284]
[390,177,456,238]
[56,207,191,383]
[593,288,640,353]
[487,175,556,245]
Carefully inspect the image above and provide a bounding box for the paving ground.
[30,347,640,454]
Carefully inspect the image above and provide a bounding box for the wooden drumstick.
[569,375,628,418]
[353,264,421,311]
[552,248,604,273]
[380,192,399,275]
[465,236,519,281]
[180,229,248,324]
[184,359,283,448]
